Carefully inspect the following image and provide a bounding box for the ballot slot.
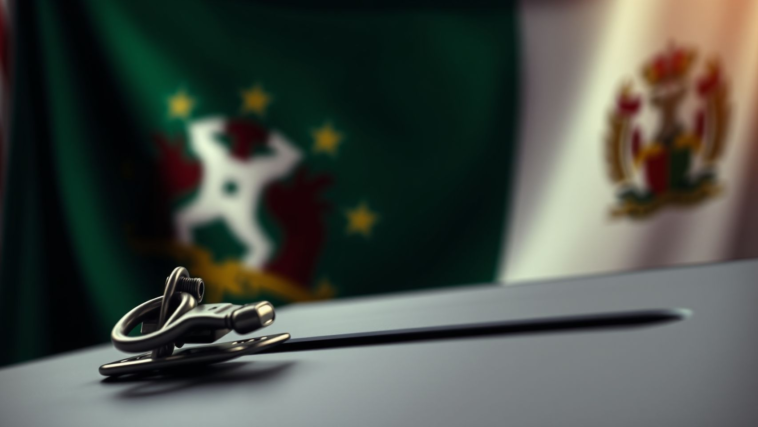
[259,308,691,354]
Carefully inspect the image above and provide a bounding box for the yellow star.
[312,122,343,156]
[241,84,273,116]
[168,90,195,119]
[345,202,379,237]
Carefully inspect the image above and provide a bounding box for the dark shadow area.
[100,361,296,399]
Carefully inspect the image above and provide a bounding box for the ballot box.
[1,259,756,427]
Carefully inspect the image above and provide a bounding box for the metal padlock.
[100,267,289,376]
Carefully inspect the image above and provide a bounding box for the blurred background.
[0,0,756,367]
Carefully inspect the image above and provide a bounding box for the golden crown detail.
[642,46,696,86]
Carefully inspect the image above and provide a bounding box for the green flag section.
[0,1,519,365]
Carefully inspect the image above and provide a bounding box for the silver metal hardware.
[101,267,289,376]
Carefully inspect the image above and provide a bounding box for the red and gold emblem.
[605,45,730,218]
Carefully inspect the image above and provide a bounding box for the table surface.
[2,259,757,427]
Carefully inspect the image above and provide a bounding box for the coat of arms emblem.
[142,111,336,304]
[605,45,730,218]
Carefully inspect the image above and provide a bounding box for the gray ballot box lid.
[1,259,757,427]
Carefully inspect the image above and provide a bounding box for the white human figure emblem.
[174,116,302,269]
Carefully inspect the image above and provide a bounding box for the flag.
[0,0,520,365]
[501,0,758,283]
[6,0,758,368]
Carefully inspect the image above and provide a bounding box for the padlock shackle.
[111,292,198,353]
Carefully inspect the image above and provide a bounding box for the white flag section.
[500,0,758,284]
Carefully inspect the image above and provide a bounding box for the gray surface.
[2,260,758,426]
